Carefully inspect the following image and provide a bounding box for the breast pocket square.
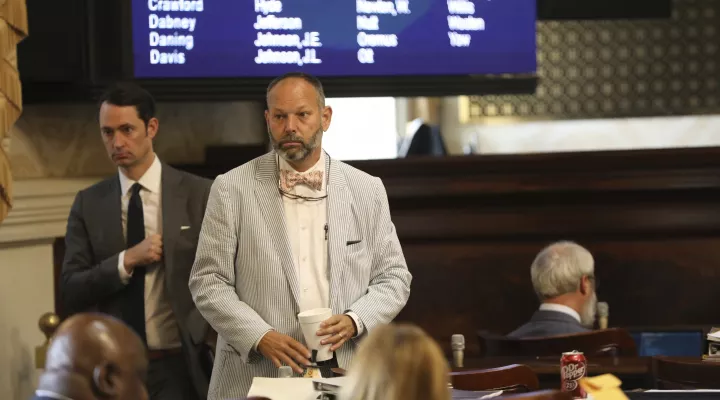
[180,225,191,230]
[347,240,362,245]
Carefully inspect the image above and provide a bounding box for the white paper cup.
[297,308,333,362]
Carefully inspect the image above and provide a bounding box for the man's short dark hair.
[98,82,156,127]
[266,72,326,109]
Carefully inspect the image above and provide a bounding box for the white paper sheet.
[247,377,349,400]
[247,378,318,400]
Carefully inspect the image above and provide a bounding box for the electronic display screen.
[132,0,537,78]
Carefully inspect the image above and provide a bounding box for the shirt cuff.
[345,312,364,337]
[117,251,132,284]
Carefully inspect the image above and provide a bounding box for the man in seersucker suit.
[189,72,412,398]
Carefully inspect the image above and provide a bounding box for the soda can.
[560,350,587,399]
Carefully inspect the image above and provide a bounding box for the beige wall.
[441,97,720,155]
[0,178,98,400]
[0,241,55,400]
[0,99,266,399]
[8,101,266,179]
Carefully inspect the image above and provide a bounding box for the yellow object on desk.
[579,374,628,400]
[302,366,323,378]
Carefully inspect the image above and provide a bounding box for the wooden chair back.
[451,364,539,393]
[477,328,637,358]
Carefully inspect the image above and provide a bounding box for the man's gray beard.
[580,291,598,328]
[270,127,323,163]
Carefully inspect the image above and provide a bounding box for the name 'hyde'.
[255,0,282,15]
[149,14,197,32]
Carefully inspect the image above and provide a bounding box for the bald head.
[264,72,332,171]
[266,72,326,110]
[39,313,148,400]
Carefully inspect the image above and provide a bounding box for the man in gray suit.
[507,241,598,338]
[189,72,412,398]
[61,83,212,400]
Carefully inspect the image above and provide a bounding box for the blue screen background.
[630,332,704,357]
[132,0,537,78]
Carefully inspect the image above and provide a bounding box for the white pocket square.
[180,225,191,230]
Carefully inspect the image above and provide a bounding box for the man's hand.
[258,331,311,374]
[124,234,163,273]
[317,315,357,352]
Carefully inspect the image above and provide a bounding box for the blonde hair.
[340,323,450,400]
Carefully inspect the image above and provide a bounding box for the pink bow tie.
[280,170,323,192]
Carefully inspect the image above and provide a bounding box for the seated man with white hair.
[507,241,598,338]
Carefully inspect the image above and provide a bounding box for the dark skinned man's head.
[37,313,148,400]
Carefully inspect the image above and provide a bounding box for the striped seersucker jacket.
[189,151,412,399]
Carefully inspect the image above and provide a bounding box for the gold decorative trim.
[458,96,472,124]
[0,0,28,225]
[0,145,10,221]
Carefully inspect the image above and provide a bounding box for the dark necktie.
[123,182,147,343]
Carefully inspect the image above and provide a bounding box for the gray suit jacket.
[189,152,412,399]
[507,310,590,339]
[60,163,213,398]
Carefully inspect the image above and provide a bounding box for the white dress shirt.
[117,154,181,350]
[280,152,330,312]
[278,152,362,336]
[35,390,74,400]
[539,303,582,323]
[253,152,363,351]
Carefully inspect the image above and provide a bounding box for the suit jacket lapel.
[161,164,187,282]
[100,176,126,256]
[326,155,351,312]
[255,154,301,308]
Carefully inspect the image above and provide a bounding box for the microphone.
[597,302,609,329]
[451,334,465,368]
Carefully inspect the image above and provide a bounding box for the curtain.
[0,0,28,223]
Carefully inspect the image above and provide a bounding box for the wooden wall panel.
[53,146,720,356]
[396,238,720,355]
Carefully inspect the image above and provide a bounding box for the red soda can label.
[561,351,587,399]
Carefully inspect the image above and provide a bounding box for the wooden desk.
[458,357,653,390]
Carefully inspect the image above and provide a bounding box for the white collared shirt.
[117,154,181,350]
[279,152,330,312]
[278,151,363,336]
[539,303,582,324]
[35,390,74,400]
